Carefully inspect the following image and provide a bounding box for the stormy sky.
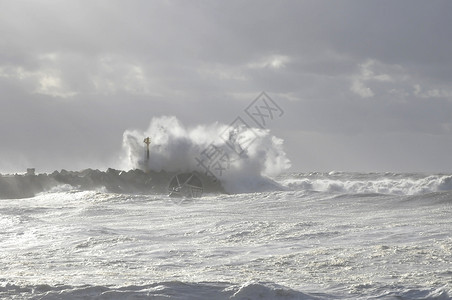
[1,0,452,173]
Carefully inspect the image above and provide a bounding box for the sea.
[1,171,451,299]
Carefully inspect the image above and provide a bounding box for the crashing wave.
[122,116,291,194]
[279,172,452,195]
[1,116,291,198]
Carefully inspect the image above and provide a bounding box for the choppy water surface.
[1,172,451,299]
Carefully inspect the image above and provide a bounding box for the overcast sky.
[1,0,452,173]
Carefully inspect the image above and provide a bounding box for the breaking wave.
[279,172,452,195]
[122,116,291,194]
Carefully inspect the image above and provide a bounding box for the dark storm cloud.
[1,0,452,172]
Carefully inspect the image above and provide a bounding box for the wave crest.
[280,173,452,195]
[122,116,291,193]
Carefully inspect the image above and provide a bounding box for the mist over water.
[122,116,291,193]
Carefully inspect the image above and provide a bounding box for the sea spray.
[122,116,291,193]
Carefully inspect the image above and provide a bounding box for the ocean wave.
[369,287,451,300]
[0,281,316,300]
[122,116,291,194]
[2,281,449,300]
[279,173,452,196]
[0,116,292,198]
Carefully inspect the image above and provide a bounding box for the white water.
[1,172,451,299]
[1,119,451,299]
[122,116,291,194]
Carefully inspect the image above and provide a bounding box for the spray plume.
[122,116,291,193]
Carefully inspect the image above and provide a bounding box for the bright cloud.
[247,55,291,70]
[350,59,394,98]
[0,65,76,98]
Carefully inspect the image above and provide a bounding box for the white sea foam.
[280,173,452,195]
[122,116,291,194]
[1,173,451,299]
